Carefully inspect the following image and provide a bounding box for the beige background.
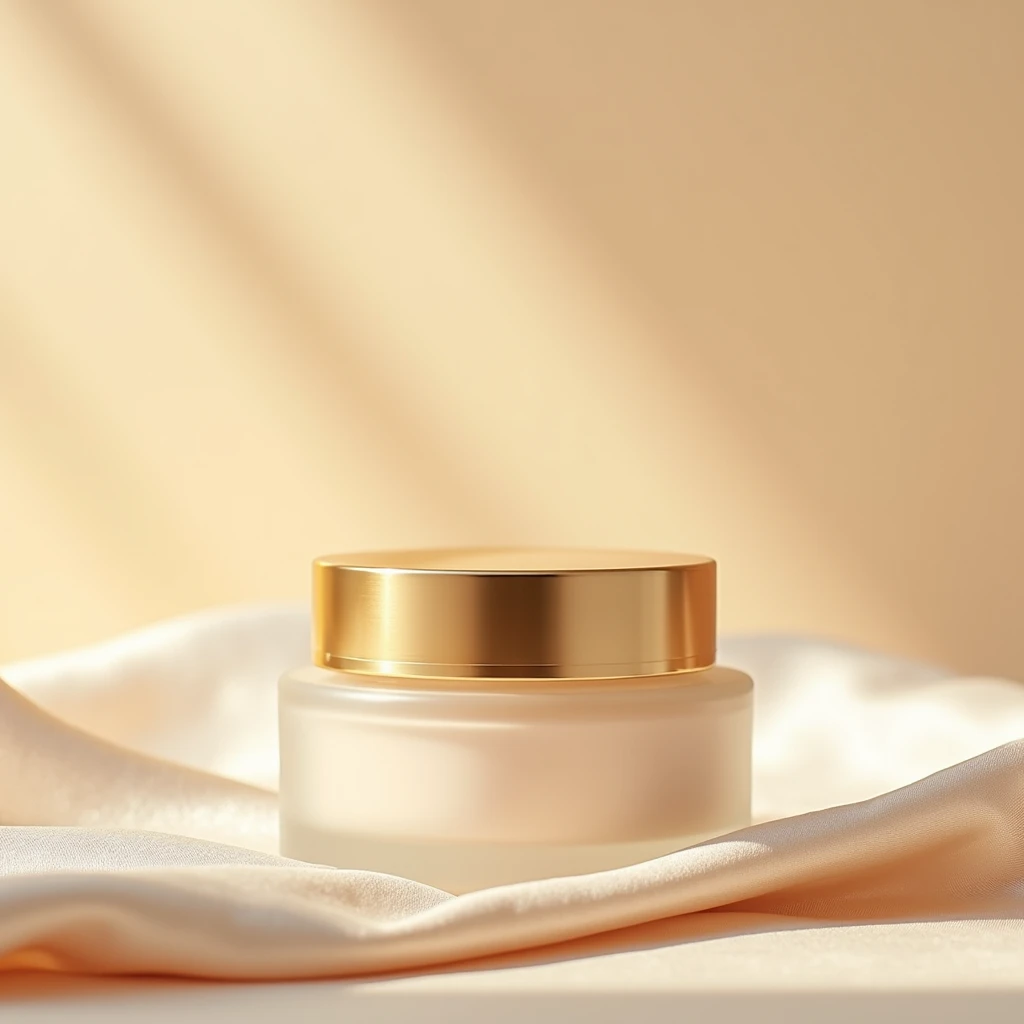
[0,0,1021,677]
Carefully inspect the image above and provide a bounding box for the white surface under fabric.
[2,607,1024,1016]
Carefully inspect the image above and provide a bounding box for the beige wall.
[1,0,1022,677]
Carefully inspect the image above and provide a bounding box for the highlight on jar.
[278,548,753,893]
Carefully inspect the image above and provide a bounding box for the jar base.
[279,817,749,893]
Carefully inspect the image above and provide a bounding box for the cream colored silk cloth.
[2,606,1024,980]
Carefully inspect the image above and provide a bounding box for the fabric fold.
[1,607,1023,979]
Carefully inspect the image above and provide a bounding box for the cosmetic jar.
[278,548,753,892]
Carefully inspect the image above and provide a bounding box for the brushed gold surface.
[313,548,716,681]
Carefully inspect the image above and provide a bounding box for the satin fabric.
[2,606,1023,979]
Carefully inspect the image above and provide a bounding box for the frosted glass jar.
[278,549,753,893]
[279,665,751,892]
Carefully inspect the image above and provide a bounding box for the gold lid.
[312,548,716,681]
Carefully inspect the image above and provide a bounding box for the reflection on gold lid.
[312,548,716,681]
